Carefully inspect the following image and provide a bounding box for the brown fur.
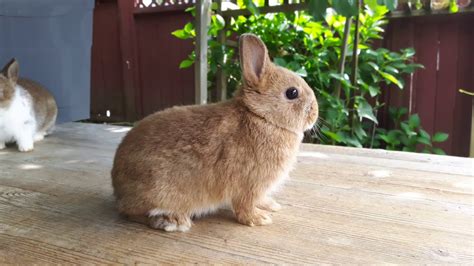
[18,78,58,133]
[111,34,319,231]
[0,59,58,133]
[0,59,17,108]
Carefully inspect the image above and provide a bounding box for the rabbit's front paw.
[34,133,45,142]
[17,139,34,152]
[236,208,272,227]
[257,197,282,212]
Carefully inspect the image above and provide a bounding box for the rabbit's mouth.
[303,100,319,131]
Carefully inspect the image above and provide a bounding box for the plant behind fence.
[173,3,449,154]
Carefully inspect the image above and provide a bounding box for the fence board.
[412,20,438,134]
[91,0,125,122]
[384,20,414,111]
[453,16,474,156]
[134,11,195,116]
[435,21,459,153]
[381,13,474,156]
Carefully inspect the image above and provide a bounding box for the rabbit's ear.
[239,34,270,88]
[1,58,19,83]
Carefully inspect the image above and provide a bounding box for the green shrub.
[173,5,449,154]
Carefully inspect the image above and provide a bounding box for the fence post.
[195,0,211,104]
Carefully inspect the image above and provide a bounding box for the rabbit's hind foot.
[149,212,192,232]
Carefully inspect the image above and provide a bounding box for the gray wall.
[0,0,94,123]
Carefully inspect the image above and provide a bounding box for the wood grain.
[0,123,472,264]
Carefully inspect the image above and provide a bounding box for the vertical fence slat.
[412,19,439,135]
[434,20,459,154]
[453,15,474,156]
[91,1,126,122]
[135,11,195,116]
[386,19,414,111]
[117,0,140,121]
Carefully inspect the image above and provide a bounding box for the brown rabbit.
[111,34,318,232]
[0,58,58,152]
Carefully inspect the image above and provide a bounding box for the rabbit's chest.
[0,88,36,138]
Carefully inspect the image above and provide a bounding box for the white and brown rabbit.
[0,58,58,152]
[111,34,318,232]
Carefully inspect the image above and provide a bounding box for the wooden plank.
[194,0,211,104]
[452,15,474,157]
[300,144,473,176]
[91,0,126,122]
[390,19,415,111]
[0,123,472,264]
[412,19,439,134]
[434,20,459,155]
[117,0,140,121]
[134,12,195,116]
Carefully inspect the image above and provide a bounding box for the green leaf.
[403,63,424,73]
[421,148,431,154]
[449,0,459,13]
[379,134,391,144]
[384,66,399,74]
[308,0,329,20]
[184,22,194,33]
[286,61,301,71]
[244,0,259,15]
[400,122,416,136]
[368,86,380,97]
[345,137,363,148]
[296,68,308,77]
[378,0,398,11]
[329,72,351,87]
[365,0,379,10]
[185,6,196,16]
[214,14,225,29]
[417,136,432,146]
[419,129,430,140]
[433,148,447,155]
[379,71,403,88]
[179,59,194,69]
[357,100,378,124]
[367,62,379,71]
[387,130,402,145]
[353,121,368,139]
[432,132,449,142]
[274,57,287,67]
[322,130,343,142]
[171,29,189,39]
[403,48,416,57]
[408,114,420,128]
[332,0,359,18]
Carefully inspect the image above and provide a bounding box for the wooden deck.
[0,123,472,264]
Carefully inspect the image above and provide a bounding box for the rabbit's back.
[111,102,240,215]
[18,78,57,133]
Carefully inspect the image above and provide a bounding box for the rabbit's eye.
[285,87,298,100]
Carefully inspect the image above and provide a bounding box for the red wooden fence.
[381,13,473,157]
[91,0,195,122]
[90,2,473,156]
